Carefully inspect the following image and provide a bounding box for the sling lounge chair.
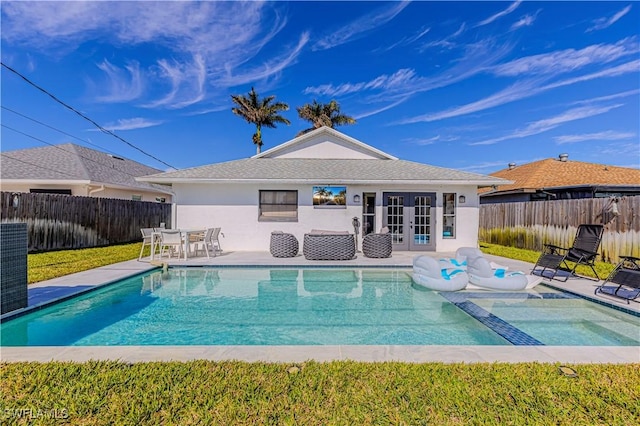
[595,256,640,304]
[532,224,604,282]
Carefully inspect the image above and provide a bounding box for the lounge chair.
[595,256,640,304]
[532,224,604,282]
[139,228,155,260]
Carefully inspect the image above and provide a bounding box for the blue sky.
[1,1,639,173]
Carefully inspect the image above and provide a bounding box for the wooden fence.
[479,196,640,263]
[1,192,171,252]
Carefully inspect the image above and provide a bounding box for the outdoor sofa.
[303,230,356,260]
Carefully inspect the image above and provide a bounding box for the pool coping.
[2,252,639,364]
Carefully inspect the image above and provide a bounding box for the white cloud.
[218,32,310,87]
[476,1,522,27]
[304,69,418,97]
[420,23,466,51]
[492,37,640,77]
[510,11,540,31]
[403,135,460,146]
[402,58,640,124]
[99,118,164,131]
[470,104,624,146]
[94,60,144,103]
[313,1,410,50]
[554,131,636,144]
[1,1,302,108]
[587,5,632,32]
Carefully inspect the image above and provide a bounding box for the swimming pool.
[2,267,639,347]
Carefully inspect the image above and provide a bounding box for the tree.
[296,99,356,136]
[231,87,290,154]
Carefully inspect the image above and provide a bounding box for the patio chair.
[532,224,604,282]
[159,230,184,259]
[139,228,155,260]
[595,256,640,304]
[270,231,299,258]
[210,227,223,254]
[194,228,219,259]
[362,232,392,258]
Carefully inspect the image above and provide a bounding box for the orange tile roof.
[480,158,640,194]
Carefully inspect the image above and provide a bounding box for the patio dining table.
[150,228,207,261]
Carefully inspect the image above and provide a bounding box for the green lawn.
[27,243,145,284]
[1,361,638,425]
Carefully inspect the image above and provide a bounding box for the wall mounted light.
[458,195,466,204]
[353,194,361,204]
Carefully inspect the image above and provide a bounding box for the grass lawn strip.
[1,361,638,425]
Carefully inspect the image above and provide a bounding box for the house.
[138,127,507,252]
[479,154,640,204]
[1,143,173,202]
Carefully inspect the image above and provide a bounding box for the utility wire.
[2,105,122,157]
[1,62,176,169]
[2,124,164,182]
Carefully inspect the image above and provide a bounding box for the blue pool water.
[2,268,639,346]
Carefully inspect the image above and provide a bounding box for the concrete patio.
[2,250,638,364]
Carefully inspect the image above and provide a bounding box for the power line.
[1,61,176,169]
[2,105,122,156]
[1,124,164,181]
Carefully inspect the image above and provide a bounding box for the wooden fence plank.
[479,196,640,263]
[0,192,171,252]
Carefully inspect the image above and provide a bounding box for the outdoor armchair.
[270,231,299,258]
[362,232,392,258]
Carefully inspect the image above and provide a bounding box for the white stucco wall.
[171,182,480,252]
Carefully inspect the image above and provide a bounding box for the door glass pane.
[387,196,404,244]
[413,196,430,245]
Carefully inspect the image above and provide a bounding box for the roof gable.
[253,127,396,160]
[483,158,640,193]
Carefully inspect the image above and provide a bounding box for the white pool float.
[466,256,537,291]
[412,255,468,291]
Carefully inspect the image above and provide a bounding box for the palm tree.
[296,99,356,136]
[231,87,291,154]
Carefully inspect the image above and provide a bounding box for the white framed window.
[131,194,142,201]
[443,193,456,238]
[259,190,298,222]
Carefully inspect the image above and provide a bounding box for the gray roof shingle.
[139,158,507,186]
[1,143,171,193]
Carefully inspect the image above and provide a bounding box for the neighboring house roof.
[1,143,173,194]
[139,127,507,187]
[480,156,640,196]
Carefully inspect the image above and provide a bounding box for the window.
[131,195,142,201]
[443,193,456,238]
[30,189,72,195]
[259,190,298,222]
[155,197,166,203]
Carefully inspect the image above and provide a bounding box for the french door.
[383,192,435,251]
